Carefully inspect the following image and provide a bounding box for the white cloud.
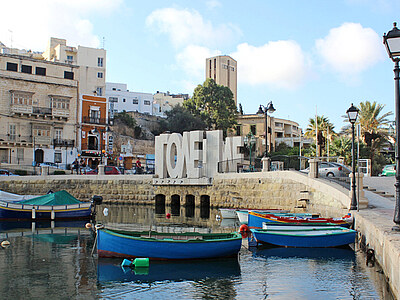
[146,7,241,48]
[0,0,123,51]
[176,45,221,78]
[206,0,222,9]
[315,23,385,75]
[231,41,308,89]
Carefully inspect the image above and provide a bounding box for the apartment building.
[206,55,237,106]
[152,91,188,118]
[105,82,153,118]
[237,114,307,155]
[0,53,79,167]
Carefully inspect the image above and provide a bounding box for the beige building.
[152,91,188,117]
[205,55,237,106]
[0,53,79,168]
[42,37,106,97]
[237,114,305,155]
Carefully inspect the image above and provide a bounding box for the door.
[35,149,44,165]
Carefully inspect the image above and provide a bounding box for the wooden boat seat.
[140,234,203,240]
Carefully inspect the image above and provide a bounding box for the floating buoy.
[166,213,171,219]
[85,223,92,229]
[216,215,221,221]
[103,207,109,216]
[1,240,10,248]
[121,258,149,268]
[239,224,250,238]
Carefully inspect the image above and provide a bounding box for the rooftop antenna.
[8,29,13,48]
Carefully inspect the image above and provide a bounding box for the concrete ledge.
[354,210,400,298]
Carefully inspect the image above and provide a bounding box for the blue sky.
[1,0,400,131]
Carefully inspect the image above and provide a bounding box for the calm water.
[0,205,394,300]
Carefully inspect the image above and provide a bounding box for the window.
[96,87,103,96]
[33,125,50,137]
[51,97,70,110]
[55,129,63,142]
[97,72,103,78]
[112,88,116,91]
[98,57,103,67]
[9,125,16,141]
[35,67,46,76]
[54,152,62,163]
[123,98,126,103]
[21,65,32,74]
[236,125,241,136]
[17,148,24,162]
[6,62,18,72]
[11,92,33,106]
[67,55,73,62]
[109,97,118,103]
[64,71,74,80]
[133,99,138,104]
[144,100,151,105]
[90,109,100,123]
[250,125,256,135]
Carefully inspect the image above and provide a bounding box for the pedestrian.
[79,158,86,174]
[136,158,142,174]
[72,158,79,174]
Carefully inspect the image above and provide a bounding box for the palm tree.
[304,115,336,157]
[330,136,352,165]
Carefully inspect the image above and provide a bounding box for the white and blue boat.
[97,228,242,260]
[250,226,357,248]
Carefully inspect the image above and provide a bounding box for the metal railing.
[82,116,107,125]
[53,139,75,147]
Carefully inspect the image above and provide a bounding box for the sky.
[1,0,399,132]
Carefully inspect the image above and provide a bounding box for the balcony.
[11,104,70,120]
[33,136,52,145]
[33,107,52,115]
[52,108,70,118]
[53,139,75,148]
[0,134,32,145]
[11,104,33,114]
[82,116,107,125]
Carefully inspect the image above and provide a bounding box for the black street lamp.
[257,101,276,157]
[383,22,400,230]
[347,103,359,210]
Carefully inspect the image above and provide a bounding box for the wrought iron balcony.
[53,139,75,148]
[82,116,107,125]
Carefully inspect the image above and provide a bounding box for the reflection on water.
[0,204,394,299]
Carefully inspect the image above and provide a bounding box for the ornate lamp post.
[346,103,359,210]
[383,22,400,230]
[257,101,276,157]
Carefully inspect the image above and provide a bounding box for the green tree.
[329,136,352,165]
[114,111,137,128]
[184,78,237,135]
[159,105,207,134]
[304,115,336,157]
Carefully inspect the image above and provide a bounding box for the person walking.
[72,158,79,175]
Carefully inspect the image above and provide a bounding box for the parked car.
[300,162,351,177]
[0,169,19,176]
[380,164,395,177]
[86,166,121,175]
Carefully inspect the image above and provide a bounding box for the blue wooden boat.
[0,190,92,220]
[97,228,242,260]
[250,226,357,248]
[248,211,352,229]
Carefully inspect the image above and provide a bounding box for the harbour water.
[0,204,394,299]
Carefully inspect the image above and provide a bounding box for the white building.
[152,91,188,118]
[106,82,153,118]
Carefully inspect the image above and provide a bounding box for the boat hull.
[248,211,349,229]
[251,228,356,248]
[0,201,92,220]
[97,229,243,260]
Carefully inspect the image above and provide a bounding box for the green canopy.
[19,190,82,205]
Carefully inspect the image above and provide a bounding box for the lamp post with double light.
[257,101,276,158]
[383,22,400,229]
[347,103,359,210]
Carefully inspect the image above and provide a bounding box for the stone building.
[152,91,188,118]
[0,52,79,168]
[205,55,237,106]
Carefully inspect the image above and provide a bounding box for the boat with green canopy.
[0,190,92,220]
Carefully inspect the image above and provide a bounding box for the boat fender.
[239,224,250,238]
[166,213,171,219]
[1,240,10,248]
[133,258,150,268]
[121,259,133,267]
[85,223,92,229]
[103,208,109,217]
[216,215,221,221]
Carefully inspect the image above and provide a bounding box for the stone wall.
[0,171,351,218]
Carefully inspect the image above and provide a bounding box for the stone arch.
[200,195,210,219]
[155,194,166,215]
[171,194,181,216]
[185,194,195,206]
